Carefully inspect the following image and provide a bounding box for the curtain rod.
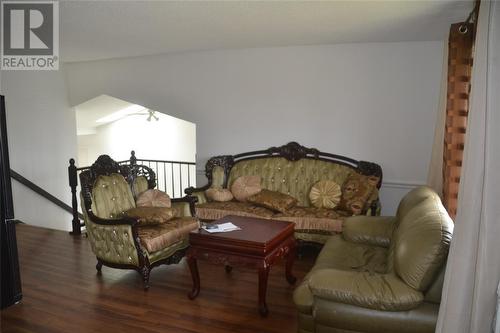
[459,0,481,34]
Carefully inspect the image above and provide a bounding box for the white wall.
[0,69,77,231]
[65,42,444,214]
[77,113,196,166]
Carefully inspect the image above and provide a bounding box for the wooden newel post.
[68,158,81,235]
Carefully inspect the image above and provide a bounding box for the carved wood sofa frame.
[185,142,383,214]
[80,154,197,289]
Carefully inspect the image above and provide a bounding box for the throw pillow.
[338,173,380,215]
[309,180,342,209]
[230,175,262,202]
[246,189,297,213]
[136,189,171,208]
[125,207,175,225]
[205,187,234,202]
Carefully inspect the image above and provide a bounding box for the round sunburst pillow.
[309,180,342,209]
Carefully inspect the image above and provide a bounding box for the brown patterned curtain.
[442,23,474,218]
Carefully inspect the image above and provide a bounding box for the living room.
[0,1,499,333]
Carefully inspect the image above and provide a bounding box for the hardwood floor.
[1,224,316,333]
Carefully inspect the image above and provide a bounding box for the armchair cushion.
[125,207,175,225]
[136,189,171,207]
[342,216,396,248]
[308,269,424,311]
[246,189,298,213]
[137,217,199,252]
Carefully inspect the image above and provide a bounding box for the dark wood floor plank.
[1,225,315,333]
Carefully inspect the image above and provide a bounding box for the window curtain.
[441,22,474,219]
[427,40,448,196]
[436,2,500,333]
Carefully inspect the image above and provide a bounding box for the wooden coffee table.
[186,215,297,316]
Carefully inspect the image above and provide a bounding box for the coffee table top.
[189,215,294,255]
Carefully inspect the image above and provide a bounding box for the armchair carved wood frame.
[80,155,198,290]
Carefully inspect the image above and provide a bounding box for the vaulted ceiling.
[60,0,473,63]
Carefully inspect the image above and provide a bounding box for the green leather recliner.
[294,186,453,333]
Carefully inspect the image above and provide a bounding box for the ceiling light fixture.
[147,110,159,122]
[95,104,146,123]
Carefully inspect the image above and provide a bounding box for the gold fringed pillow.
[309,180,342,209]
[338,173,379,215]
[230,175,262,202]
[136,189,171,208]
[205,187,234,202]
[246,189,297,213]
[125,207,175,226]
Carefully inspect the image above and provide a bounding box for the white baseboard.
[381,180,425,190]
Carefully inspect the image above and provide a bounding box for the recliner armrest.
[308,269,424,311]
[342,216,396,248]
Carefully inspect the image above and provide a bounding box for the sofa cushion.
[137,217,199,253]
[246,189,297,213]
[338,172,379,215]
[205,187,234,202]
[136,189,171,207]
[231,175,262,202]
[125,207,175,226]
[195,201,275,220]
[273,207,348,234]
[309,180,342,209]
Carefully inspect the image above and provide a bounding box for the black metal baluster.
[171,163,175,197]
[179,163,183,199]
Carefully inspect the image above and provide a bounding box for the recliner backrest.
[391,195,453,291]
[396,186,440,220]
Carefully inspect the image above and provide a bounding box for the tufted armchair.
[80,155,198,289]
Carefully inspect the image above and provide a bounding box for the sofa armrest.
[185,185,209,205]
[171,195,198,217]
[366,198,381,216]
[308,269,423,311]
[342,216,396,248]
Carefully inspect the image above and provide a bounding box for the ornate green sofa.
[80,155,198,289]
[293,186,453,333]
[186,142,382,244]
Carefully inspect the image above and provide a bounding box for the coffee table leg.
[187,253,200,300]
[258,262,270,317]
[285,240,297,285]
